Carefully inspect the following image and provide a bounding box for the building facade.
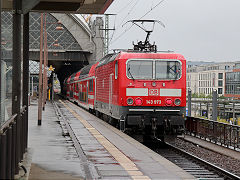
[187,62,235,96]
[225,62,240,98]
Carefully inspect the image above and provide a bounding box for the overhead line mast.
[99,14,116,55]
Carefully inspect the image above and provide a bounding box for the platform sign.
[49,65,55,71]
[186,108,188,116]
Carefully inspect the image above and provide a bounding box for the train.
[63,50,186,141]
[63,20,186,141]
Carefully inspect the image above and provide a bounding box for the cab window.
[115,61,118,79]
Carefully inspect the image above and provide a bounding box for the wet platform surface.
[28,99,195,180]
[28,100,85,179]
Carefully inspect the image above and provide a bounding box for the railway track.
[155,142,240,180]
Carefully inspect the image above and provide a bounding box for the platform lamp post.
[42,14,64,111]
[38,13,63,124]
[38,13,44,126]
[42,13,47,111]
[45,40,49,104]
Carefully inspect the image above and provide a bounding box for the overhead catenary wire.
[109,24,134,45]
[109,0,140,44]
[139,0,165,20]
[116,0,139,29]
[110,0,165,46]
[117,0,136,14]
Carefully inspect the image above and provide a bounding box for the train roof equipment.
[123,19,165,53]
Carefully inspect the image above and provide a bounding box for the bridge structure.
[2,11,104,90]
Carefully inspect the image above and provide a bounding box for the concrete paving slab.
[28,100,85,179]
[100,170,130,176]
[96,164,125,171]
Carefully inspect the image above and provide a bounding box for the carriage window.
[127,60,153,79]
[156,61,181,80]
[89,79,93,92]
[115,61,118,79]
[79,83,86,102]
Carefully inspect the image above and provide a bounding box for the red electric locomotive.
[95,51,186,139]
[64,20,186,141]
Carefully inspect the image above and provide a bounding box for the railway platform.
[26,99,195,180]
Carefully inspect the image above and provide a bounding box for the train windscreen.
[127,60,153,79]
[156,61,181,80]
[127,59,181,80]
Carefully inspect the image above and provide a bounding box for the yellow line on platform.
[59,100,151,180]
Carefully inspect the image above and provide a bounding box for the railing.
[185,117,240,150]
[0,106,28,179]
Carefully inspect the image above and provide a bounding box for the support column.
[38,14,44,126]
[233,103,235,125]
[212,90,217,121]
[23,13,29,150]
[187,89,191,117]
[200,103,202,116]
[206,103,209,119]
[12,0,22,174]
[43,14,47,110]
[52,73,54,101]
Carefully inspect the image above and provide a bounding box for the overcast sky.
[102,0,240,62]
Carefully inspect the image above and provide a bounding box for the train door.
[86,81,89,104]
[73,84,75,98]
[109,74,113,113]
[79,83,82,102]
[95,77,97,105]
[70,84,73,98]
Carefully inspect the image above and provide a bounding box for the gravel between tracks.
[171,138,240,177]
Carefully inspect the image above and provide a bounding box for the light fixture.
[165,98,173,106]
[127,98,134,105]
[135,98,143,106]
[56,26,64,30]
[174,99,181,106]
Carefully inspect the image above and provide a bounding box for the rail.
[0,105,28,179]
[185,117,240,150]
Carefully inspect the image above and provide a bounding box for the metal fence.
[185,117,240,150]
[0,106,27,179]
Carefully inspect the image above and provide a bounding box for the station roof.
[2,0,114,14]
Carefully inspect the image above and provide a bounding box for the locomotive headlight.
[127,98,134,105]
[165,98,173,106]
[174,98,181,106]
[135,98,143,106]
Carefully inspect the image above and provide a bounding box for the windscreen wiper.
[168,65,179,79]
[128,66,135,80]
